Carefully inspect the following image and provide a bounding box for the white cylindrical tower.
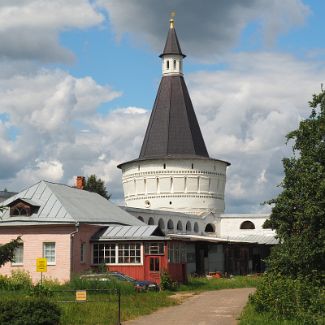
[118,16,230,216]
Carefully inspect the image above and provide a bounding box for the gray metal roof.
[0,181,144,226]
[169,234,277,245]
[160,26,185,58]
[92,225,166,241]
[138,76,210,160]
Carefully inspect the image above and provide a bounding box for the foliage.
[249,274,324,324]
[0,236,22,267]
[84,174,111,199]
[0,296,61,325]
[0,269,33,290]
[30,283,54,297]
[264,90,325,280]
[160,271,177,291]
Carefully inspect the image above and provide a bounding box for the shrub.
[30,283,54,297]
[250,274,324,324]
[0,297,61,325]
[160,271,177,291]
[7,269,32,290]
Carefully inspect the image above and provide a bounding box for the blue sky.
[0,0,324,213]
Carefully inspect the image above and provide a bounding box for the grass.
[178,275,262,292]
[239,302,303,325]
[59,291,176,325]
[0,274,264,324]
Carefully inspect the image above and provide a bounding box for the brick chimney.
[76,176,85,190]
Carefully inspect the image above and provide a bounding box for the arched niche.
[167,219,174,230]
[148,217,154,225]
[186,221,192,232]
[194,222,199,233]
[158,218,165,230]
[176,221,183,231]
[205,223,215,233]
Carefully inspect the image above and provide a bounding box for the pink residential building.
[0,180,145,283]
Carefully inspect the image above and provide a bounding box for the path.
[124,287,255,325]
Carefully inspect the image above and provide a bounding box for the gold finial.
[170,11,176,28]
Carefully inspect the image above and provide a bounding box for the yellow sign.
[36,258,47,272]
[76,290,87,302]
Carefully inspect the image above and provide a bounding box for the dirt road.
[124,287,255,325]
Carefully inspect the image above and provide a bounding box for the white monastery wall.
[219,214,273,237]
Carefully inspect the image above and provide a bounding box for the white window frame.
[43,242,56,265]
[92,242,143,266]
[12,243,24,266]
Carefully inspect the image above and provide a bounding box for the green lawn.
[178,275,262,292]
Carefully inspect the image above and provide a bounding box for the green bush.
[160,271,177,291]
[250,274,325,324]
[0,297,61,325]
[0,269,33,290]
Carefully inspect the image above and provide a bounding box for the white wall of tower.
[162,54,183,76]
[121,158,227,215]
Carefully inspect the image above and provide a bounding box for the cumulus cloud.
[187,52,325,212]
[99,0,309,60]
[0,0,103,62]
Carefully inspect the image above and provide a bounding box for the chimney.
[76,176,85,190]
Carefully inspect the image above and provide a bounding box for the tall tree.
[265,90,325,280]
[84,175,111,200]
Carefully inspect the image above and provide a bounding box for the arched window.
[163,163,166,169]
[186,221,192,232]
[148,217,154,225]
[194,222,199,233]
[205,223,215,233]
[191,163,194,169]
[167,219,174,230]
[173,60,176,69]
[177,221,183,231]
[166,60,169,69]
[240,221,255,229]
[138,216,144,222]
[158,218,165,230]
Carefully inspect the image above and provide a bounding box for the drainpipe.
[69,222,80,279]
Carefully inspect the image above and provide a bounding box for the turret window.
[173,60,176,69]
[166,61,169,69]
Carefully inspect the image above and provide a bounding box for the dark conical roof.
[160,26,185,58]
[139,75,209,159]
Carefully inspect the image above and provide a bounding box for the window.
[145,242,164,255]
[150,257,160,272]
[173,60,176,69]
[92,243,142,265]
[93,243,115,264]
[166,60,169,69]
[163,163,166,169]
[168,242,186,263]
[186,221,192,232]
[176,221,183,231]
[118,243,141,264]
[12,243,23,265]
[240,221,255,229]
[43,242,56,265]
[80,242,86,263]
[138,216,144,222]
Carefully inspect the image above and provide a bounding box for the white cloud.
[99,0,309,61]
[187,52,325,212]
[0,0,104,62]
